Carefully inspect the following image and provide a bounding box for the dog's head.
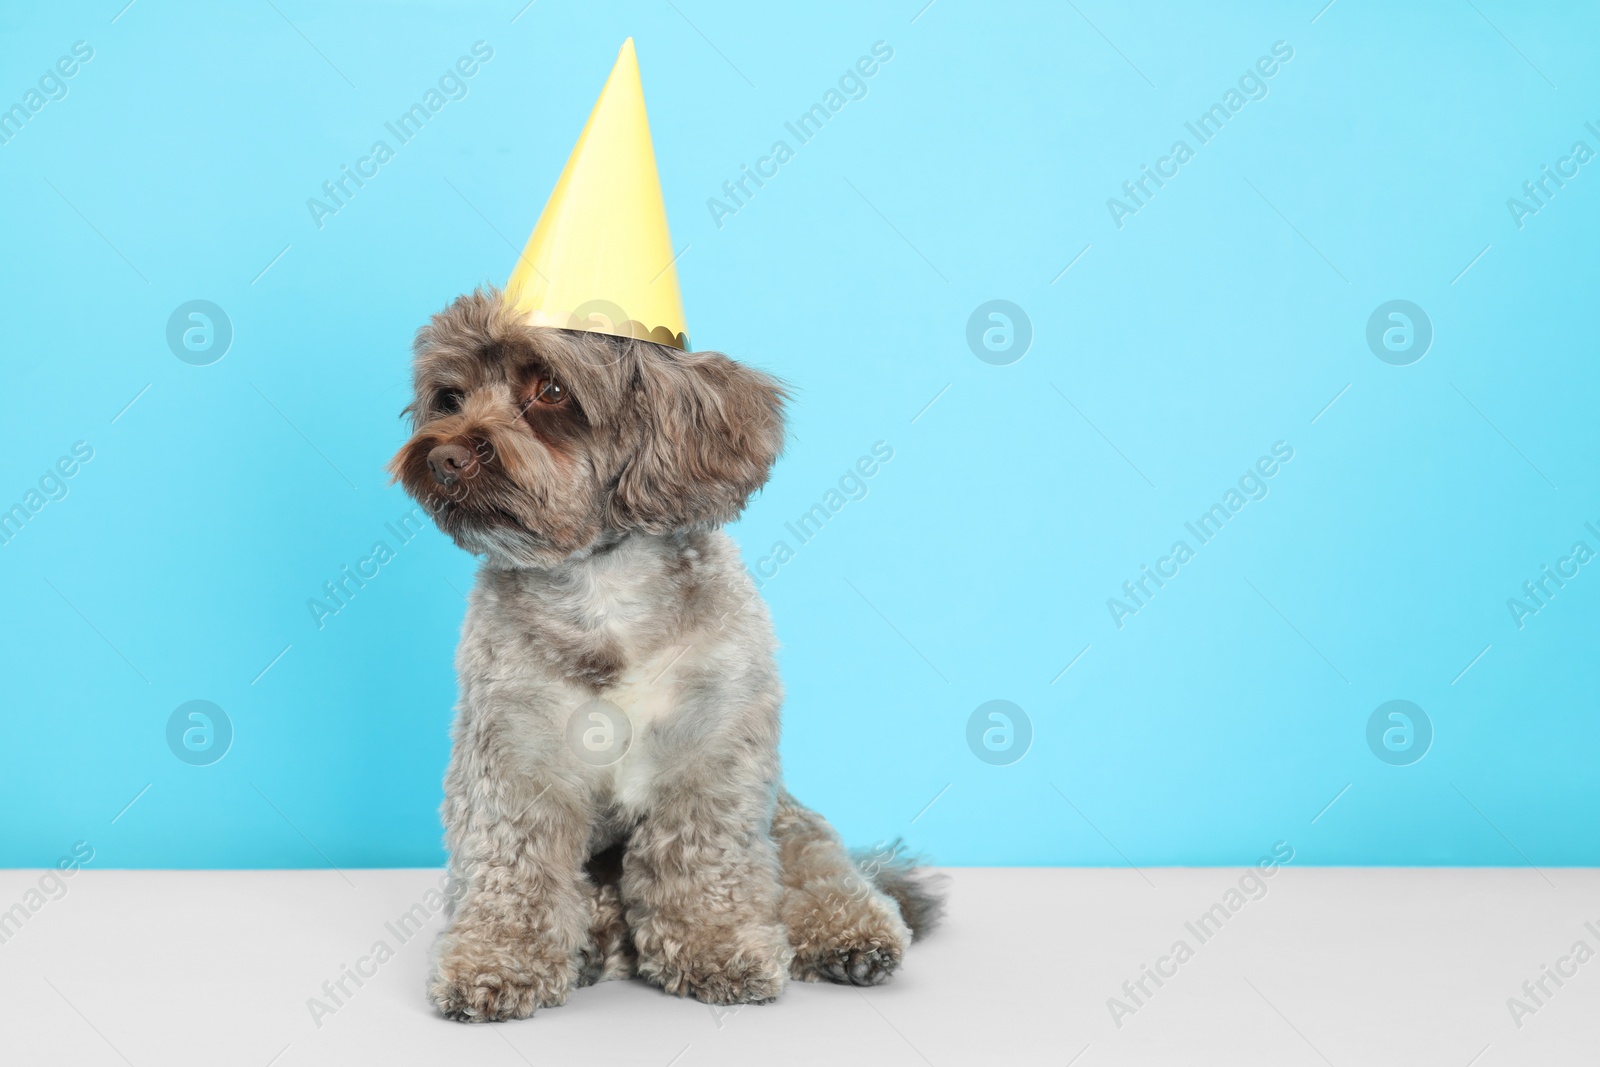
[388,289,786,568]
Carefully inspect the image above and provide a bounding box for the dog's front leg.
[623,756,792,1005]
[428,709,591,1022]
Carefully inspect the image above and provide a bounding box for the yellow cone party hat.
[505,39,689,350]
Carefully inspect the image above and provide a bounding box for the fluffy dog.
[389,289,944,1022]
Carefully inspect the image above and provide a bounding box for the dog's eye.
[532,377,567,405]
[435,389,464,413]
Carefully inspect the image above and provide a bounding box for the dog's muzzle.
[427,442,475,487]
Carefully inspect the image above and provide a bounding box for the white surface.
[0,866,1594,1065]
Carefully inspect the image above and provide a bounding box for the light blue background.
[2,1,1595,869]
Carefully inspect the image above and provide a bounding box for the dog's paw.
[657,953,789,1005]
[786,889,910,986]
[429,939,573,1022]
[797,941,901,986]
[575,881,636,988]
[430,970,552,1023]
[639,926,791,1005]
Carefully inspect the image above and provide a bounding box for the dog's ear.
[608,346,786,532]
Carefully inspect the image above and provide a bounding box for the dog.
[388,288,945,1021]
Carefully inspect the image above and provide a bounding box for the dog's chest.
[541,561,694,807]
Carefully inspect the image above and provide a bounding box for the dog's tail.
[852,839,948,941]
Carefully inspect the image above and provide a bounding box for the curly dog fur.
[389,289,945,1021]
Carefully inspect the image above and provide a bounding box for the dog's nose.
[427,443,475,486]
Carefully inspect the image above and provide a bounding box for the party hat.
[505,39,689,350]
